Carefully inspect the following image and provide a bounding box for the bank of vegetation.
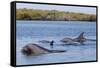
[16,8,96,21]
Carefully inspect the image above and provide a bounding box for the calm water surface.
[16,21,96,65]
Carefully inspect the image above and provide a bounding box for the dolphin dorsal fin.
[77,32,85,39]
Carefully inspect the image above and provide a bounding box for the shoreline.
[16,19,96,22]
[16,20,96,23]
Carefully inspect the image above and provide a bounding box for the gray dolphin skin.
[61,32,86,45]
[21,43,66,56]
[38,40,51,43]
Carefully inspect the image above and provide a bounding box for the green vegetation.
[16,8,96,21]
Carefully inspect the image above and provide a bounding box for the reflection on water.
[16,21,96,65]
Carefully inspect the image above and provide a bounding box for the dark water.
[16,21,96,65]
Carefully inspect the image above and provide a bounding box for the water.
[16,21,96,65]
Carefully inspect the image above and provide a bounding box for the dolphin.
[61,32,86,45]
[21,43,66,56]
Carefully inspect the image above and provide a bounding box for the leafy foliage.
[16,8,96,21]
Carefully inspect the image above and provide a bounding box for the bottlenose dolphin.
[21,43,66,56]
[61,32,86,45]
